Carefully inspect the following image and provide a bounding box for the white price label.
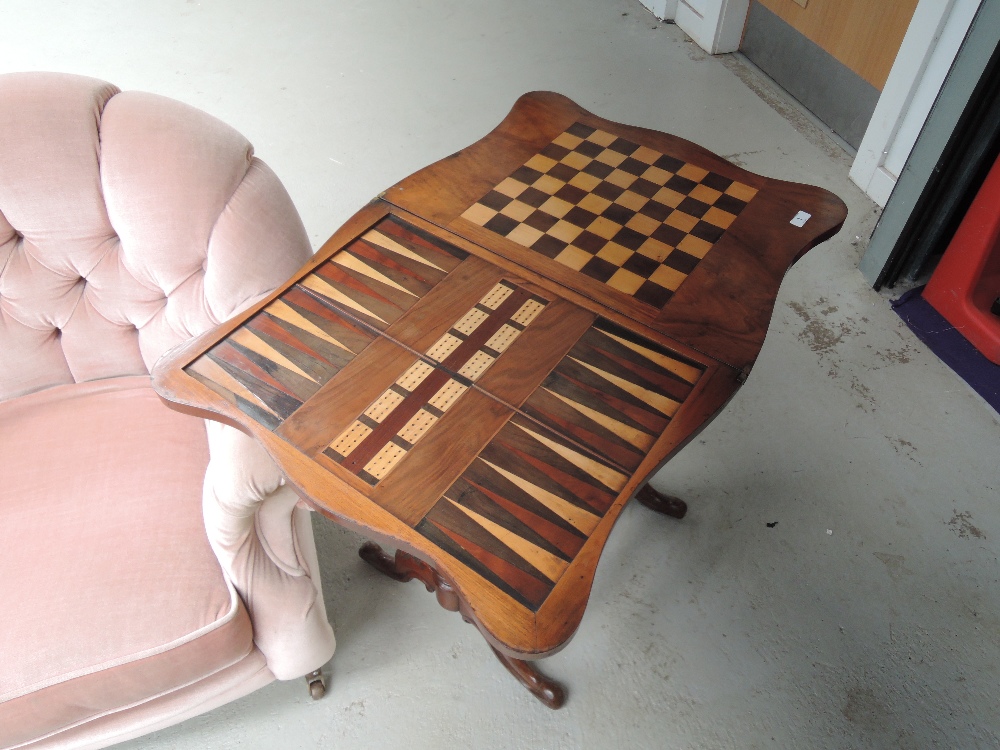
[790,211,812,227]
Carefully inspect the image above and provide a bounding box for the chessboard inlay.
[461,122,758,309]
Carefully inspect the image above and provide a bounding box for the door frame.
[638,0,747,53]
[675,0,750,54]
[858,0,1000,287]
[849,0,983,207]
[637,0,679,20]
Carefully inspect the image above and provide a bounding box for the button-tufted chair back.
[0,72,310,401]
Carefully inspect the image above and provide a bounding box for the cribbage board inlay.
[323,280,549,485]
[461,122,759,308]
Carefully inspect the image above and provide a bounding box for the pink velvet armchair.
[0,73,336,749]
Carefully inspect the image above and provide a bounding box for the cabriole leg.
[489,645,566,709]
[359,541,567,709]
[636,484,688,519]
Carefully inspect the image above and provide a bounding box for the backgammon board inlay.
[461,122,758,309]
[417,414,625,610]
[520,318,704,473]
[184,216,467,430]
[185,287,377,430]
[415,316,705,611]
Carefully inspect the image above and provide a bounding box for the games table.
[152,92,847,708]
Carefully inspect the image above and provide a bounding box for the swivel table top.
[153,92,846,707]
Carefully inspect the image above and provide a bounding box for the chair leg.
[305,669,326,700]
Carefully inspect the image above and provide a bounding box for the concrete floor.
[4,1,999,748]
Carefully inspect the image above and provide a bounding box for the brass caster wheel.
[305,669,326,700]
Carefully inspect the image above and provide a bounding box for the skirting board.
[741,1,880,149]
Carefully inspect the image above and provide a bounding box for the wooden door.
[755,0,919,90]
[741,0,920,148]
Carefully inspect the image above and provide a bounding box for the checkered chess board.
[461,122,759,309]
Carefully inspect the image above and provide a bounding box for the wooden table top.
[153,92,847,659]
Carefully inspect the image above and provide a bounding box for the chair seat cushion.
[0,377,253,748]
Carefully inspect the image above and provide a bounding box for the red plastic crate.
[924,153,1000,364]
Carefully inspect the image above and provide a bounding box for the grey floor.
[5,2,999,748]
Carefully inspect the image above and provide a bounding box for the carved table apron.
[152,92,847,708]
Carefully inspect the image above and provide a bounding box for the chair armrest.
[202,421,335,680]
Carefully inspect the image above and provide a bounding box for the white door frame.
[638,0,746,53]
[637,0,679,20]
[674,0,751,53]
[849,0,982,207]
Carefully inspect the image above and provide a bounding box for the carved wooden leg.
[359,542,473,619]
[636,484,688,519]
[359,541,567,708]
[359,541,437,591]
[305,669,326,700]
[489,644,566,709]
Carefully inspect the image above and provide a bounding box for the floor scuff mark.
[842,685,889,733]
[948,511,986,540]
[788,299,862,356]
[887,437,920,464]
[874,552,911,582]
